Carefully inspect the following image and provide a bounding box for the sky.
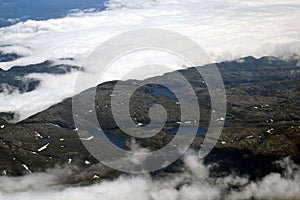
[0,0,106,27]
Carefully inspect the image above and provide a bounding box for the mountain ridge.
[0,56,299,183]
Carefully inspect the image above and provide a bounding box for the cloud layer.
[0,153,299,200]
[0,0,299,120]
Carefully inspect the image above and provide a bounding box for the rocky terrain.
[0,56,299,183]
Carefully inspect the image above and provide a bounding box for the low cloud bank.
[0,153,299,200]
[0,71,80,121]
[0,0,299,120]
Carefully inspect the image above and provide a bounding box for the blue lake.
[151,86,177,99]
[165,126,207,138]
[240,70,254,76]
[105,132,126,149]
[151,86,193,102]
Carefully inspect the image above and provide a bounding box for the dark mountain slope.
[0,56,299,182]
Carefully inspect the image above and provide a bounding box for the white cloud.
[229,157,300,200]
[0,153,299,200]
[0,0,299,120]
[1,0,299,70]
[0,71,79,121]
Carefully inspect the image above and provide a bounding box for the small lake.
[164,126,207,138]
[151,86,193,102]
[151,86,177,99]
[240,70,254,76]
[105,132,126,149]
